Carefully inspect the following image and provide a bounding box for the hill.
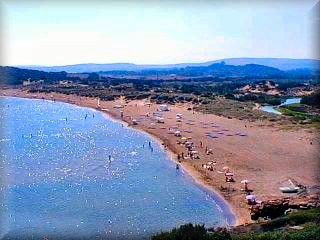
[1,62,317,86]
[15,58,320,73]
[0,66,68,85]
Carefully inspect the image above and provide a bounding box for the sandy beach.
[1,88,319,225]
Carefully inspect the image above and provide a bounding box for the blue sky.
[1,0,319,66]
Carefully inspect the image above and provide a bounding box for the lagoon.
[260,97,301,115]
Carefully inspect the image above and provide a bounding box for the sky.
[1,0,319,66]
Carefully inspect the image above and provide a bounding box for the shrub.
[152,223,231,240]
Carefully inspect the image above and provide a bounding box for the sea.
[0,97,234,239]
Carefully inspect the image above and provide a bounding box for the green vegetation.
[260,208,320,231]
[226,93,282,106]
[233,223,320,240]
[152,223,231,240]
[152,209,320,240]
[278,104,320,123]
[301,92,320,108]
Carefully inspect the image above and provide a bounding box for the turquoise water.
[0,97,234,240]
[260,97,301,115]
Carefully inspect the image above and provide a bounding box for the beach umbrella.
[241,180,250,184]
[181,137,187,140]
[245,194,256,201]
[223,166,229,170]
[187,136,192,139]
[225,172,234,176]
[174,131,181,134]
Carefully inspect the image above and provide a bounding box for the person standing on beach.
[244,182,248,192]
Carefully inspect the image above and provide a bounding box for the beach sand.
[1,88,319,225]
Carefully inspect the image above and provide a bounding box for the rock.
[299,205,308,209]
[250,195,320,220]
[284,208,298,215]
[289,226,304,230]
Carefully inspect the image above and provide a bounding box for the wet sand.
[1,88,319,225]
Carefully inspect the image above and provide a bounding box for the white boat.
[279,186,300,193]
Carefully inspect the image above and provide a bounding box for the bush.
[301,92,320,108]
[152,223,231,240]
[233,223,320,240]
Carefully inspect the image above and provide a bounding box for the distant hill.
[137,63,285,78]
[16,58,320,73]
[209,58,320,71]
[0,62,317,86]
[0,66,68,85]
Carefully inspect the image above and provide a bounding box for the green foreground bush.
[152,209,320,240]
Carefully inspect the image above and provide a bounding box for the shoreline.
[1,89,318,226]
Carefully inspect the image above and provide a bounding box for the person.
[148,141,151,147]
[200,141,203,148]
[176,164,179,170]
[108,155,111,163]
[244,182,248,191]
[181,152,184,159]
